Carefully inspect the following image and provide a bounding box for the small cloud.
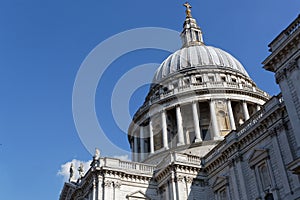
[57,159,92,182]
[113,154,130,161]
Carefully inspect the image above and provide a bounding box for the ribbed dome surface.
[153,45,249,83]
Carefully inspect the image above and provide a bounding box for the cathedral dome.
[153,45,249,83]
[128,3,270,164]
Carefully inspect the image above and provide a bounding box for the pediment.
[126,190,150,200]
[212,176,228,191]
[248,149,269,167]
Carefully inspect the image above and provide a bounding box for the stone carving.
[176,175,184,182]
[69,163,75,182]
[114,181,122,189]
[94,148,100,160]
[104,180,112,187]
[91,148,101,167]
[78,163,84,178]
[185,176,193,184]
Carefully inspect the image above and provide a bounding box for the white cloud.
[113,154,130,161]
[58,155,131,183]
[57,159,92,182]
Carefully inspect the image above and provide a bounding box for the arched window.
[260,165,271,189]
[196,76,203,83]
[265,193,274,200]
[219,189,227,200]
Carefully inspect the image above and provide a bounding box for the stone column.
[185,177,193,199]
[227,100,236,130]
[149,119,155,154]
[161,110,169,149]
[242,101,250,120]
[176,105,184,146]
[97,175,103,200]
[171,172,177,200]
[192,101,202,142]
[92,176,96,200]
[209,100,220,139]
[176,176,187,200]
[134,135,139,162]
[140,126,145,161]
[104,179,113,200]
[114,181,121,200]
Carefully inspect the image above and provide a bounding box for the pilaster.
[235,156,248,200]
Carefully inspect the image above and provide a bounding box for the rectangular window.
[196,76,203,83]
[208,76,214,82]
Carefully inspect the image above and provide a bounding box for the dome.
[153,45,250,83]
[128,3,270,164]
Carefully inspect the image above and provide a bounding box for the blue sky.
[0,0,299,199]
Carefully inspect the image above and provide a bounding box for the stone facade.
[60,8,300,200]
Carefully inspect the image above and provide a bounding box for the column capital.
[159,109,166,114]
[139,123,144,127]
[287,59,298,73]
[114,181,122,189]
[103,180,112,188]
[175,104,181,108]
[185,176,194,184]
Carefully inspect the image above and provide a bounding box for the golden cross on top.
[183,2,192,18]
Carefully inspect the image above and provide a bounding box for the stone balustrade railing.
[150,82,268,104]
[156,152,202,169]
[132,81,269,117]
[102,157,155,174]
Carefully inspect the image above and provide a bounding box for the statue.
[69,163,75,182]
[238,118,244,126]
[94,148,100,160]
[183,2,192,18]
[91,148,101,167]
[78,163,84,178]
